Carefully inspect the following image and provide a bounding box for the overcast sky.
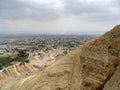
[0,0,120,34]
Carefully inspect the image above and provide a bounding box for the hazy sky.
[0,0,120,34]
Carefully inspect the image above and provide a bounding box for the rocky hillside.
[0,49,63,86]
[1,25,120,90]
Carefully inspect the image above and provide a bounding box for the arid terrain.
[0,25,120,90]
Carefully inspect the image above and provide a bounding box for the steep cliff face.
[1,25,120,90]
[103,64,120,90]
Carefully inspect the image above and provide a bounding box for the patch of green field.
[0,56,13,69]
[12,53,29,62]
[0,53,29,70]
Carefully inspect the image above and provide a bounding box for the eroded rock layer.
[1,25,120,90]
[0,49,63,86]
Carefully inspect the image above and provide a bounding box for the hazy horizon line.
[0,33,102,36]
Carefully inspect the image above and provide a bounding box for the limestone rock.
[1,25,120,90]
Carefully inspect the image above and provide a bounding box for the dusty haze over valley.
[0,0,120,90]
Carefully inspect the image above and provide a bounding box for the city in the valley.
[0,35,96,70]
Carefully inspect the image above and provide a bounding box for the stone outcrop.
[103,64,120,90]
[1,25,120,90]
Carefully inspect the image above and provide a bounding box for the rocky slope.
[0,49,64,86]
[1,25,120,90]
